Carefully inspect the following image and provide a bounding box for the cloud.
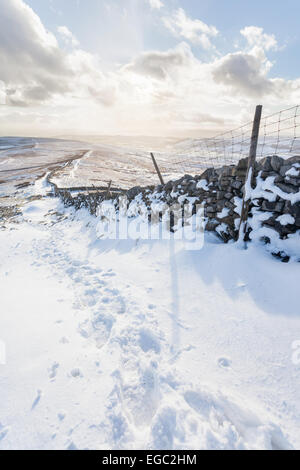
[240,26,278,51]
[162,8,218,48]
[0,0,73,105]
[211,45,299,103]
[124,42,193,80]
[0,1,300,137]
[0,0,113,107]
[171,111,225,126]
[212,51,274,97]
[87,85,116,107]
[211,28,289,99]
[148,0,164,10]
[57,26,79,47]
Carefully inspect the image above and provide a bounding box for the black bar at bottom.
[0,449,290,463]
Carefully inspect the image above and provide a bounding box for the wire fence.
[154,105,300,177]
[3,104,299,191]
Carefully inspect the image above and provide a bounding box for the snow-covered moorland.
[0,175,300,450]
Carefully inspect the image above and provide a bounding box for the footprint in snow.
[116,364,160,427]
[100,294,126,314]
[67,441,78,450]
[70,368,82,378]
[31,390,42,410]
[116,296,126,315]
[92,314,114,348]
[78,314,114,349]
[150,407,176,450]
[183,390,212,418]
[104,287,120,296]
[82,266,96,275]
[65,267,76,276]
[0,423,9,442]
[78,319,90,339]
[48,362,59,379]
[72,260,85,267]
[81,288,99,307]
[60,337,69,344]
[139,328,161,354]
[102,271,116,278]
[90,277,105,288]
[218,357,232,368]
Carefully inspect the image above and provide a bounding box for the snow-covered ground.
[0,177,300,450]
[0,136,183,193]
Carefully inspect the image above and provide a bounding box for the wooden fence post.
[150,152,165,185]
[105,180,112,198]
[238,105,263,243]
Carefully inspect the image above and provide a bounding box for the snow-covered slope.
[0,182,300,450]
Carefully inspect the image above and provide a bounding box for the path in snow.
[0,183,300,449]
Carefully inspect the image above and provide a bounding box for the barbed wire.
[154,105,300,177]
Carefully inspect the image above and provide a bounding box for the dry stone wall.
[54,155,300,261]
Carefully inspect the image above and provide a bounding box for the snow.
[216,223,228,236]
[1,180,300,450]
[286,166,300,177]
[243,167,253,202]
[251,173,300,205]
[244,173,300,258]
[217,208,230,219]
[233,196,243,216]
[196,179,209,191]
[276,214,296,226]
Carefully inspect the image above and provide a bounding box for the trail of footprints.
[28,225,263,450]
[30,232,219,449]
[32,237,127,351]
[30,231,170,445]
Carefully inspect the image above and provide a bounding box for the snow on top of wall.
[276,214,296,226]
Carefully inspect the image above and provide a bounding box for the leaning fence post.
[238,104,263,244]
[105,180,112,199]
[150,152,165,185]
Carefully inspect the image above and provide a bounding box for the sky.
[1,0,300,137]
